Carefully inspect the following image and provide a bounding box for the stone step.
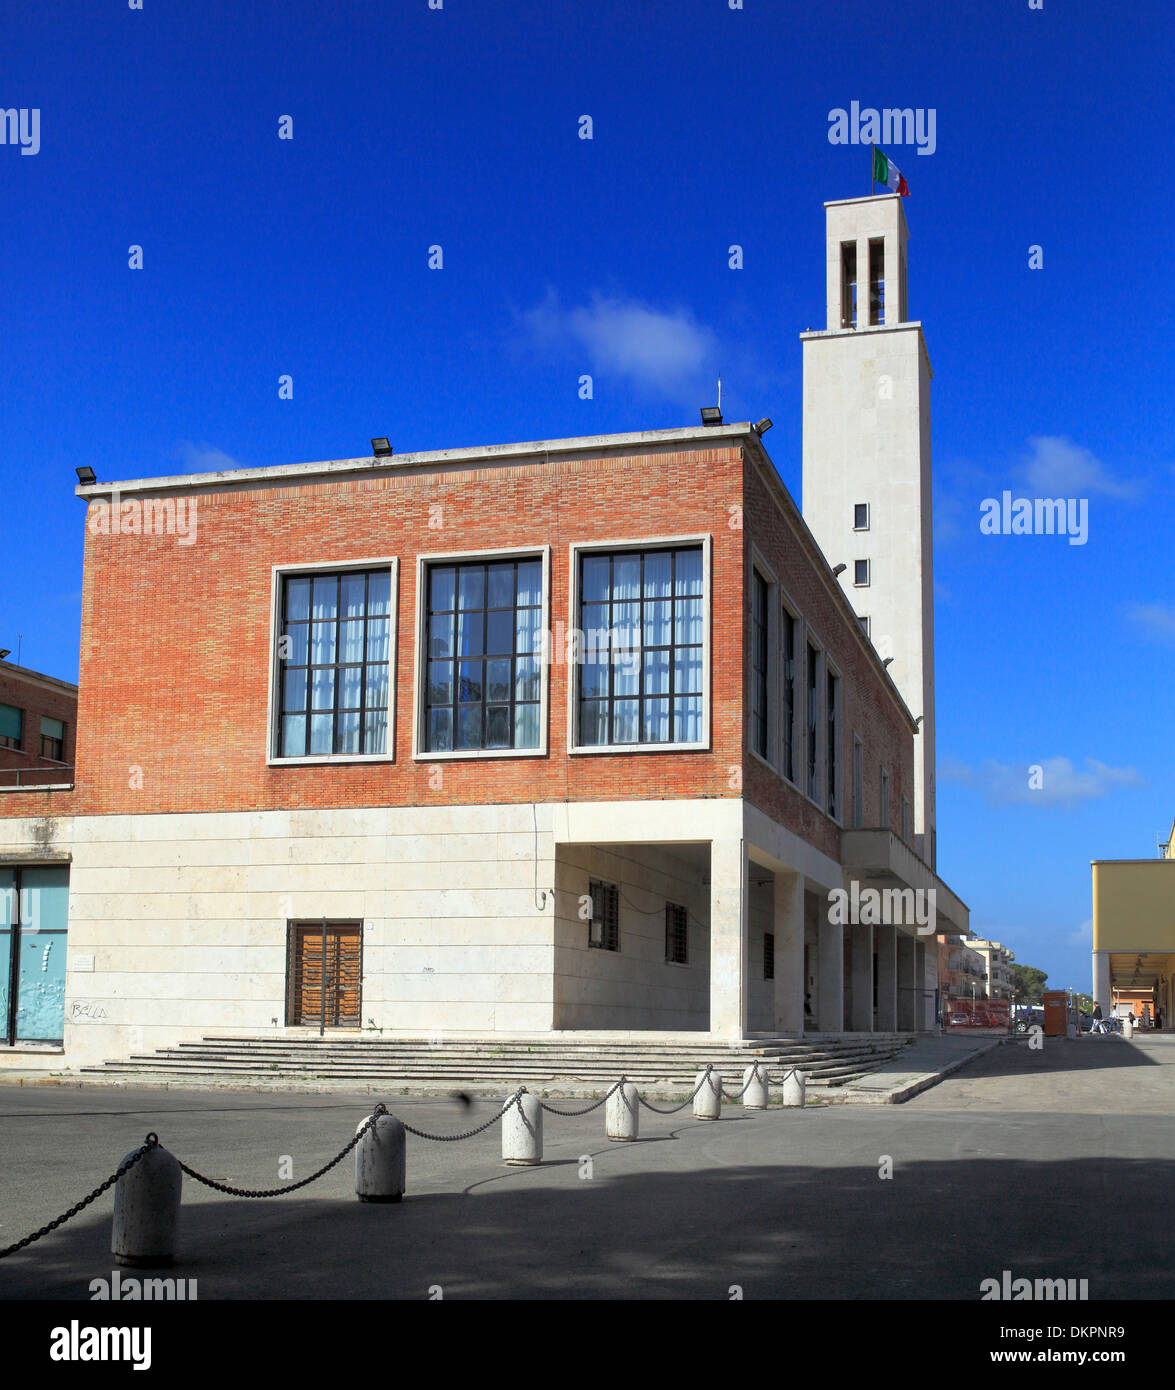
[82,1031,914,1089]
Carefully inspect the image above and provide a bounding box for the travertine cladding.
[5,804,564,1070]
[0,801,791,1070]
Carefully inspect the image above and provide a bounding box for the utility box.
[1042,991,1070,1037]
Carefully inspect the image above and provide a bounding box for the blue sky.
[3,0,1172,993]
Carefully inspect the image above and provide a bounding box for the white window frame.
[266,555,399,767]
[854,559,870,588]
[853,502,870,531]
[412,544,551,762]
[567,533,712,756]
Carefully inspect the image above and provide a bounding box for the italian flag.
[872,147,909,196]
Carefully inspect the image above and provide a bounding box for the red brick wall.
[741,455,916,862]
[0,666,77,789]
[34,446,747,818]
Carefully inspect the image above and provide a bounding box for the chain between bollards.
[538,1077,625,1116]
[637,1064,716,1115]
[721,1060,766,1101]
[397,1087,526,1141]
[176,1107,385,1197]
[0,1132,158,1260]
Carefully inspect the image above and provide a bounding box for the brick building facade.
[0,192,968,1065]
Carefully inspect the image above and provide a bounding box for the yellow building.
[1090,819,1175,1028]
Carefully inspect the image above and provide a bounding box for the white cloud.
[519,290,720,398]
[941,756,1144,806]
[1125,603,1175,644]
[175,441,245,474]
[1021,436,1135,499]
[1067,918,1093,947]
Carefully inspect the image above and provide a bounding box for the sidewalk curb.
[884,1037,1006,1104]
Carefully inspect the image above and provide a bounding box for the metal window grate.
[588,879,620,952]
[665,901,688,964]
[764,931,775,981]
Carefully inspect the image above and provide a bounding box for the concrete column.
[875,922,897,1031]
[1093,952,1111,1016]
[897,933,917,1031]
[914,941,930,1030]
[850,922,874,1032]
[773,870,804,1036]
[817,900,845,1034]
[710,838,748,1040]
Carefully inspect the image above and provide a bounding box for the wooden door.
[291,922,361,1027]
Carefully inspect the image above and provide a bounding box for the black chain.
[176,1107,385,1198]
[538,1078,624,1116]
[0,1133,157,1260]
[399,1090,524,1142]
[721,1061,766,1101]
[638,1065,717,1115]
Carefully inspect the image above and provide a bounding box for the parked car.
[1014,1005,1045,1033]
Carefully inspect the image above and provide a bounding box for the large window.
[751,571,768,759]
[782,609,796,782]
[577,546,703,747]
[424,556,542,753]
[0,704,21,750]
[806,641,820,802]
[277,568,391,758]
[40,717,65,761]
[827,670,839,818]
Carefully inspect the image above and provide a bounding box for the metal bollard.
[742,1062,769,1110]
[781,1068,807,1108]
[355,1111,406,1203]
[112,1139,182,1268]
[605,1080,640,1142]
[502,1088,543,1165]
[693,1068,722,1120]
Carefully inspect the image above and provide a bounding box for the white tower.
[801,194,936,868]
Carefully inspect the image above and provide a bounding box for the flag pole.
[870,145,875,196]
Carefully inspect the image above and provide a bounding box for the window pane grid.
[424,558,542,753]
[279,568,389,757]
[578,546,703,747]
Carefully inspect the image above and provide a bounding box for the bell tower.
[801,194,936,868]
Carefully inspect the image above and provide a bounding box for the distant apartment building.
[968,940,1015,1000]
[0,660,76,790]
[0,191,969,1067]
[936,933,987,1000]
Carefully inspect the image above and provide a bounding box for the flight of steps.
[81,1033,915,1093]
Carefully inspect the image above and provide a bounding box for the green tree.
[1011,965,1048,1003]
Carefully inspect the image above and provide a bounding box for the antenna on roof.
[717,375,722,412]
